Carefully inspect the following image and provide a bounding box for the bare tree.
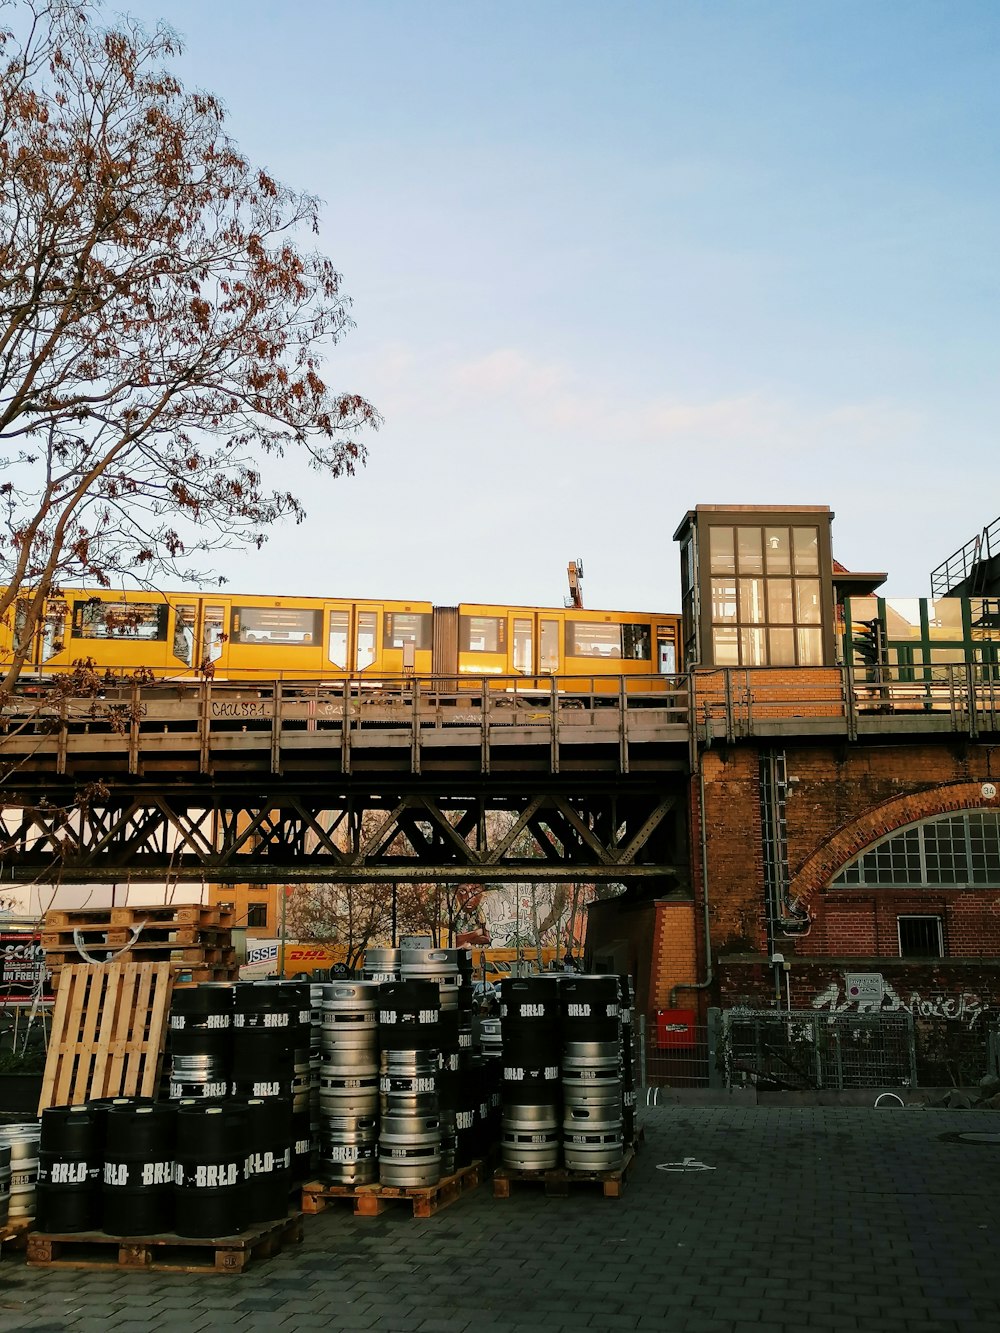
[0,1,378,690]
[285,881,394,973]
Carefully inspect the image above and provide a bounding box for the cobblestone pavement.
[2,1105,1000,1332]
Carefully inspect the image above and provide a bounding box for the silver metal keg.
[319,1115,378,1186]
[501,1103,560,1171]
[0,1123,40,1222]
[378,1113,441,1187]
[319,1063,379,1118]
[361,947,400,983]
[562,1104,624,1172]
[379,1049,438,1116]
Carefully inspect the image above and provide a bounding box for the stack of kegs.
[619,974,637,1147]
[401,941,462,1176]
[0,1123,39,1224]
[174,1100,250,1236]
[377,978,441,1186]
[168,982,233,1100]
[499,976,562,1170]
[317,980,380,1185]
[232,980,307,1182]
[560,975,624,1172]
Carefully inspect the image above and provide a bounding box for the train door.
[509,613,561,678]
[13,598,67,675]
[201,602,227,673]
[353,605,381,673]
[656,623,677,674]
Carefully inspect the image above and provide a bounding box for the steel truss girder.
[0,785,683,885]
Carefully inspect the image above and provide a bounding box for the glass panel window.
[657,631,676,674]
[711,579,737,623]
[513,618,533,674]
[460,615,505,653]
[566,621,622,658]
[246,902,268,929]
[19,600,68,663]
[708,526,735,574]
[767,579,794,624]
[328,611,349,668]
[739,627,767,666]
[232,606,320,646]
[898,916,943,958]
[769,628,796,665]
[383,612,431,649]
[73,600,168,641]
[356,612,377,669]
[736,527,763,574]
[738,578,765,624]
[791,526,819,574]
[173,604,196,665]
[796,627,824,665]
[794,579,822,624]
[926,598,965,636]
[765,527,791,574]
[203,606,225,663]
[622,623,651,660]
[712,626,739,666]
[832,812,1000,888]
[540,620,559,673]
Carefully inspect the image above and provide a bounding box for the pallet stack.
[42,904,238,987]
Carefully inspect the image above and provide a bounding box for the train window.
[540,620,559,673]
[656,629,676,675]
[357,612,377,669]
[328,611,349,668]
[15,600,67,663]
[513,619,532,673]
[203,605,225,663]
[460,616,505,653]
[566,621,621,658]
[622,624,651,660]
[383,613,432,650]
[232,606,321,646]
[172,604,196,665]
[72,600,168,641]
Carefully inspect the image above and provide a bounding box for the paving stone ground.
[2,1106,999,1332]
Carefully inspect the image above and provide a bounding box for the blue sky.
[119,0,999,610]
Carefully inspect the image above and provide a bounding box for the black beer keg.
[377,980,440,1052]
[37,1105,101,1233]
[174,1102,249,1237]
[244,1096,292,1223]
[559,975,620,1043]
[101,1102,176,1235]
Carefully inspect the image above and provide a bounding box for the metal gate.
[723,1009,918,1090]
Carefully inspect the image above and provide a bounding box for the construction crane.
[565,559,584,609]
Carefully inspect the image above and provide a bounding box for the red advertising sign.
[0,932,54,1005]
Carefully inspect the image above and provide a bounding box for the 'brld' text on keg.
[175,1163,239,1187]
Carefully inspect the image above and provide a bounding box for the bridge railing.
[0,665,996,773]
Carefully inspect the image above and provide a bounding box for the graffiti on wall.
[811,973,988,1027]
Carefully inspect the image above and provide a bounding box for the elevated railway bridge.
[0,666,997,887]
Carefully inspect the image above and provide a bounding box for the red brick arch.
[788,781,1000,906]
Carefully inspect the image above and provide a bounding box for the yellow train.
[7,589,681,686]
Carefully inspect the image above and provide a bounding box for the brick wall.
[585,896,697,1019]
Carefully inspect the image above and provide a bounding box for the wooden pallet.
[301,1160,485,1219]
[38,960,173,1113]
[492,1146,636,1199]
[42,925,231,949]
[0,1217,31,1254]
[45,945,236,968]
[26,1212,302,1273]
[44,904,234,930]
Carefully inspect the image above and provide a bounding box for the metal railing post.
[707,1007,724,1087]
[638,1012,648,1090]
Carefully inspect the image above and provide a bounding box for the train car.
[3,587,681,687]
